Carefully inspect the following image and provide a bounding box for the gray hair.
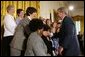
[57,7,68,15]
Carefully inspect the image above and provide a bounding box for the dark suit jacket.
[58,16,80,56]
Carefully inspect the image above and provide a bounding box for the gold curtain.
[1,1,40,26]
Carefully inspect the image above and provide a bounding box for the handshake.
[54,46,64,56]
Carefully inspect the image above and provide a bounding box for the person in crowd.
[10,7,37,56]
[77,32,83,47]
[41,24,52,56]
[16,9,24,25]
[25,19,49,56]
[77,32,83,55]
[43,19,46,24]
[57,7,80,56]
[57,21,62,33]
[1,5,17,56]
[50,21,63,56]
[46,19,52,27]
[39,17,46,24]
[82,33,84,55]
[42,19,46,25]
[51,21,58,34]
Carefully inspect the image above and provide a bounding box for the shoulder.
[19,17,30,26]
[29,32,43,43]
[63,16,74,24]
[29,32,39,40]
[4,15,15,23]
[4,14,10,20]
[64,16,72,21]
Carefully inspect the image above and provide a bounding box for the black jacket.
[41,35,52,55]
[58,16,80,56]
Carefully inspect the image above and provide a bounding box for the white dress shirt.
[4,13,17,37]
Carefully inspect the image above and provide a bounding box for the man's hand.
[58,46,63,55]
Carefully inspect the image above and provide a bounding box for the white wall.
[69,8,84,16]
[40,1,84,19]
[40,1,66,20]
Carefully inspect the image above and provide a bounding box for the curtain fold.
[1,1,40,26]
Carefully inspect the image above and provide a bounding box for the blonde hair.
[7,5,14,12]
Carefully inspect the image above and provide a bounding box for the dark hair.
[57,22,61,24]
[46,19,50,24]
[26,7,37,16]
[28,18,43,32]
[46,19,52,26]
[51,21,57,27]
[17,9,23,16]
[43,24,51,31]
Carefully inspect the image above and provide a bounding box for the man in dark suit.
[57,7,80,56]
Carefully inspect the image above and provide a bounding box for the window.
[75,21,81,35]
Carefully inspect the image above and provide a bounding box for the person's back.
[10,16,30,48]
[25,19,48,56]
[25,32,48,56]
